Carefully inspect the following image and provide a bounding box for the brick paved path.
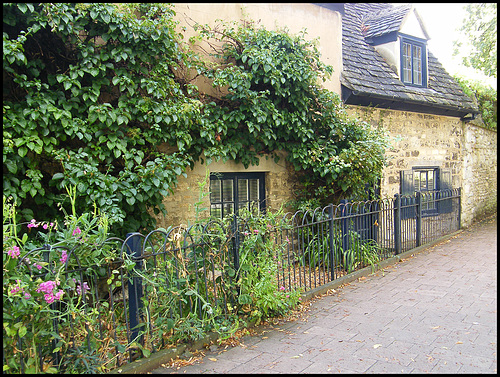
[151,215,497,374]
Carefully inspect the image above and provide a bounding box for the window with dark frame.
[400,167,453,218]
[413,168,437,213]
[209,172,266,219]
[400,35,427,87]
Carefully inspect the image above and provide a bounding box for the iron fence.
[6,188,461,373]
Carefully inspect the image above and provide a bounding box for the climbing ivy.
[3,3,203,233]
[3,3,389,233]
[454,76,497,131]
[194,18,389,204]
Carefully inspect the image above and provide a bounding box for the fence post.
[232,214,240,273]
[458,188,462,229]
[416,191,422,247]
[394,194,401,254]
[328,204,336,281]
[125,232,144,347]
[340,199,349,255]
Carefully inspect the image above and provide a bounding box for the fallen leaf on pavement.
[208,358,217,362]
[373,344,382,349]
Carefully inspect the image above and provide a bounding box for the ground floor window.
[209,172,266,219]
[400,167,452,217]
[414,168,437,213]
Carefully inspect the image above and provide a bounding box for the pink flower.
[279,286,285,291]
[44,294,55,304]
[286,295,289,298]
[243,232,250,236]
[43,223,48,230]
[253,229,259,234]
[54,290,64,300]
[34,263,43,270]
[36,280,58,294]
[10,286,22,295]
[72,227,81,236]
[24,293,31,300]
[76,282,90,295]
[27,219,39,228]
[60,250,68,264]
[7,245,20,259]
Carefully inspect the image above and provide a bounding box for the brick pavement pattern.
[151,216,497,374]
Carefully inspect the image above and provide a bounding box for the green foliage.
[454,76,497,131]
[3,3,199,234]
[194,18,390,204]
[453,3,497,78]
[341,232,381,274]
[4,3,389,237]
[235,208,302,325]
[299,228,381,273]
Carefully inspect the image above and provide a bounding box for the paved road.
[151,215,497,374]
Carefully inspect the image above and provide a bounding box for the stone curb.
[107,228,464,374]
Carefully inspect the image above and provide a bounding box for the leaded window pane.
[249,179,259,201]
[238,179,248,203]
[222,179,233,202]
[413,45,422,85]
[210,204,222,218]
[210,179,221,202]
[402,42,412,83]
[224,203,234,216]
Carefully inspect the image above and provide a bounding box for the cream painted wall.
[400,9,428,40]
[171,3,343,95]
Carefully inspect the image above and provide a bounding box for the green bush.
[454,76,497,131]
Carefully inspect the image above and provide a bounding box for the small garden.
[3,182,389,374]
[3,188,308,374]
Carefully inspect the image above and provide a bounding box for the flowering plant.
[3,192,114,374]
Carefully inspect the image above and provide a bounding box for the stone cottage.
[155,3,496,229]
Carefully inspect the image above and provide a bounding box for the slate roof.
[363,4,413,39]
[340,3,478,119]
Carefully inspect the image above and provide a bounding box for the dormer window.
[400,35,427,87]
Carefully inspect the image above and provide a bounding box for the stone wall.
[461,123,497,225]
[155,106,496,229]
[347,106,464,196]
[346,105,497,227]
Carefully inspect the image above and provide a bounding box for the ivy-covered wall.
[172,2,343,95]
